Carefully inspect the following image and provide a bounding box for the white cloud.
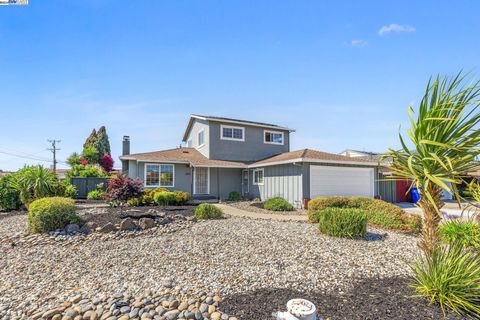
[378,24,416,36]
[349,39,368,47]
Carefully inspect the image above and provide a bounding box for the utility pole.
[47,139,61,173]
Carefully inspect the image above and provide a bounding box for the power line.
[47,139,61,173]
[0,150,67,165]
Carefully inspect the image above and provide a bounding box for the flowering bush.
[99,154,114,172]
[106,175,143,202]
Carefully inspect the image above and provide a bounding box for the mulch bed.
[221,277,473,320]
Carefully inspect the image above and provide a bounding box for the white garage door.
[310,165,374,198]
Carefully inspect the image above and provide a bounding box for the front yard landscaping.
[0,207,469,320]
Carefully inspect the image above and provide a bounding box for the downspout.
[217,167,220,200]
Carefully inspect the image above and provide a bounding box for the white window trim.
[193,167,210,195]
[144,163,175,188]
[197,129,205,148]
[253,168,264,185]
[264,130,284,145]
[242,169,249,194]
[220,124,245,141]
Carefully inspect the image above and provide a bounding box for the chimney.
[122,136,130,156]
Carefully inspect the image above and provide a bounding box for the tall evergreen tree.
[83,129,97,149]
[96,126,111,155]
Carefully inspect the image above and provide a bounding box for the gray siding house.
[120,115,379,208]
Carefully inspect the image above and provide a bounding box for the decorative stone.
[138,218,155,230]
[99,223,117,233]
[119,218,137,231]
[66,224,80,233]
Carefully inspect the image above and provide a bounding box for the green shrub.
[173,190,190,205]
[228,191,242,201]
[318,207,367,238]
[154,191,177,206]
[28,197,80,233]
[307,196,421,233]
[195,203,223,219]
[411,244,480,316]
[440,220,480,248]
[64,184,78,199]
[127,197,143,207]
[9,165,59,206]
[82,145,101,164]
[87,190,105,200]
[0,175,22,211]
[263,197,294,211]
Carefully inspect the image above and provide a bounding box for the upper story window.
[145,164,174,187]
[264,130,284,145]
[198,130,205,147]
[221,125,245,141]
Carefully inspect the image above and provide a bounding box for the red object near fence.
[396,180,411,202]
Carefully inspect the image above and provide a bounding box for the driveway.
[396,201,479,221]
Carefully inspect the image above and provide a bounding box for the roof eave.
[248,157,378,168]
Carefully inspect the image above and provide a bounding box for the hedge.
[308,196,421,233]
[263,197,294,211]
[195,203,223,219]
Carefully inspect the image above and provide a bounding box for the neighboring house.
[120,115,379,208]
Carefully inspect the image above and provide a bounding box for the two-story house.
[120,114,379,208]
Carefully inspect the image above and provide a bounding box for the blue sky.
[0,0,479,170]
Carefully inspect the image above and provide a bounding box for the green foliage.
[263,197,294,211]
[66,152,82,167]
[127,197,143,207]
[173,190,190,205]
[307,196,421,233]
[440,220,480,248]
[154,191,177,206]
[66,164,107,178]
[318,207,367,238]
[82,145,101,164]
[95,126,111,155]
[87,190,105,200]
[0,175,22,211]
[63,183,77,199]
[83,129,97,150]
[195,203,223,219]
[228,191,242,201]
[28,197,80,233]
[9,165,59,206]
[411,244,480,316]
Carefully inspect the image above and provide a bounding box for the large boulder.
[98,222,117,233]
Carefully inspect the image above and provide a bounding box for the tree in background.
[96,126,111,156]
[83,129,97,150]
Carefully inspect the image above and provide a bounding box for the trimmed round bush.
[195,203,223,219]
[228,191,242,201]
[28,197,80,233]
[154,191,177,206]
[318,207,367,238]
[440,220,480,248]
[307,196,421,233]
[263,197,294,211]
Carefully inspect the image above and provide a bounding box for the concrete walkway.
[214,203,308,222]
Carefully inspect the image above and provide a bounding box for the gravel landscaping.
[0,209,469,319]
[225,201,307,215]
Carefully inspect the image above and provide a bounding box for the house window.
[253,168,264,185]
[198,130,205,147]
[264,130,284,145]
[221,125,245,141]
[145,164,174,187]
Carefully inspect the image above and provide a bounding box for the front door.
[242,169,249,195]
[194,167,209,195]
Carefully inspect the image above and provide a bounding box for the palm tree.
[384,73,480,255]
